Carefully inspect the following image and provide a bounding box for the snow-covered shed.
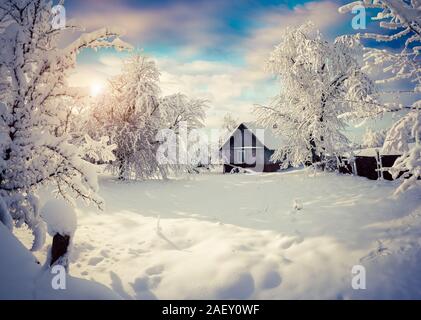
[351,146,408,181]
[340,146,409,181]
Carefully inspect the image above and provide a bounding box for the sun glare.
[90,83,104,97]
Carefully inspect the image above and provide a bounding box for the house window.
[246,149,253,164]
[242,148,257,164]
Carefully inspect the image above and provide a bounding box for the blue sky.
[67,0,353,59]
[65,0,416,141]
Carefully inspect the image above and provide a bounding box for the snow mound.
[41,199,77,237]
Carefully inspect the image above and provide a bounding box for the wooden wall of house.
[354,156,381,180]
[353,155,401,181]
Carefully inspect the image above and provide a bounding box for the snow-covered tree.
[222,113,238,133]
[383,110,420,193]
[255,23,377,169]
[219,112,238,146]
[159,93,207,132]
[89,54,161,180]
[340,0,420,193]
[0,0,131,249]
[363,128,386,147]
[88,55,207,180]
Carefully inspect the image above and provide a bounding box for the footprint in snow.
[100,250,110,258]
[145,265,164,276]
[88,256,104,266]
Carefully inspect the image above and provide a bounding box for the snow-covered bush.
[383,109,420,193]
[88,54,207,180]
[255,23,377,169]
[0,0,131,249]
[388,143,421,193]
[382,93,420,193]
[363,128,386,148]
[340,0,420,194]
[80,135,117,164]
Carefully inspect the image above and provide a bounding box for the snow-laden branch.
[340,0,420,193]
[0,0,132,248]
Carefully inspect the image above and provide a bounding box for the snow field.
[16,169,419,299]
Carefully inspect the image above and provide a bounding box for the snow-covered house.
[219,122,283,173]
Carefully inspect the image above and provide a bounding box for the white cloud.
[69,1,345,128]
[243,1,344,67]
[155,2,345,127]
[157,58,272,127]
[98,55,124,68]
[70,1,227,49]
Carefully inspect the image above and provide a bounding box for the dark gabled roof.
[220,122,284,151]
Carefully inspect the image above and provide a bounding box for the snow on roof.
[353,147,383,157]
[220,122,284,150]
[352,143,414,157]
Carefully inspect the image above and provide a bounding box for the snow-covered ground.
[16,169,421,299]
[0,221,119,300]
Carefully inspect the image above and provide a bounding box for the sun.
[90,83,104,97]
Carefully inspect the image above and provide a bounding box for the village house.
[219,122,283,173]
